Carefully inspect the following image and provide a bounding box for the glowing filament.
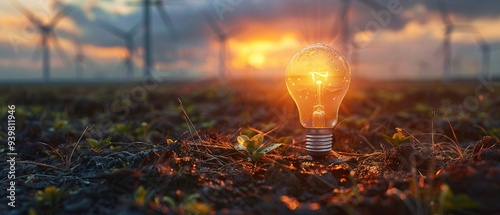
[309,71,328,127]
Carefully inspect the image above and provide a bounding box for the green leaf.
[381,132,411,147]
[110,145,122,151]
[237,135,250,145]
[437,184,481,213]
[246,140,258,154]
[87,137,111,151]
[381,133,397,146]
[249,134,264,151]
[255,143,282,155]
[162,196,177,207]
[251,134,264,145]
[234,144,247,152]
[447,194,481,210]
[251,153,264,162]
[134,186,148,206]
[86,138,99,149]
[276,136,292,144]
[35,186,64,207]
[240,128,257,138]
[102,136,112,145]
[53,120,69,130]
[251,143,282,162]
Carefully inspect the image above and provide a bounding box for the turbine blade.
[84,55,100,67]
[490,42,500,51]
[452,24,488,46]
[453,24,477,33]
[75,40,83,56]
[201,9,225,37]
[12,1,43,27]
[96,19,127,38]
[356,0,387,13]
[225,24,244,37]
[49,4,74,27]
[32,36,43,62]
[155,4,179,40]
[111,61,121,76]
[83,56,102,72]
[50,32,71,66]
[333,0,350,42]
[129,22,143,37]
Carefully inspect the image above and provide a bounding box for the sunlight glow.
[229,33,301,76]
[247,52,265,68]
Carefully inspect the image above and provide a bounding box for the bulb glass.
[286,43,351,129]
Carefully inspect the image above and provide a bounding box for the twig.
[17,161,65,171]
[66,125,93,170]
[37,142,65,163]
[178,98,206,148]
[444,112,461,157]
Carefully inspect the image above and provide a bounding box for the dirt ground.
[0,79,499,215]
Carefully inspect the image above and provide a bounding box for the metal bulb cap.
[305,128,333,159]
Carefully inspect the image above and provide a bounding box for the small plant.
[51,120,69,131]
[49,111,70,132]
[381,127,411,147]
[185,198,212,215]
[435,184,481,214]
[160,193,212,215]
[134,186,150,206]
[110,123,132,135]
[34,186,65,208]
[409,179,481,214]
[234,133,282,162]
[86,137,112,152]
[484,127,500,140]
[274,135,293,152]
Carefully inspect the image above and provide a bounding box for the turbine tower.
[16,3,72,82]
[130,0,179,79]
[436,0,454,80]
[338,0,351,55]
[434,4,486,82]
[475,39,500,81]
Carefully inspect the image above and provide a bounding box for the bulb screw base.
[305,128,333,159]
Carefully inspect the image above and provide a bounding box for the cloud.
[1,0,500,81]
[419,0,500,20]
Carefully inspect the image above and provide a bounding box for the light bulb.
[285,43,351,158]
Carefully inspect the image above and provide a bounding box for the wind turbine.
[475,38,500,81]
[97,20,142,79]
[479,41,491,80]
[338,0,351,55]
[335,0,390,65]
[15,3,72,82]
[201,10,242,82]
[123,0,180,79]
[488,43,500,81]
[74,40,101,79]
[436,0,456,80]
[435,0,481,80]
[434,0,486,82]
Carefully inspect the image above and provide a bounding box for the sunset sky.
[1,0,500,82]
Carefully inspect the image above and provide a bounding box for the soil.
[0,79,499,215]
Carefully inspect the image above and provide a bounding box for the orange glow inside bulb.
[285,43,351,128]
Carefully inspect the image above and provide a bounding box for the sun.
[248,53,266,69]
